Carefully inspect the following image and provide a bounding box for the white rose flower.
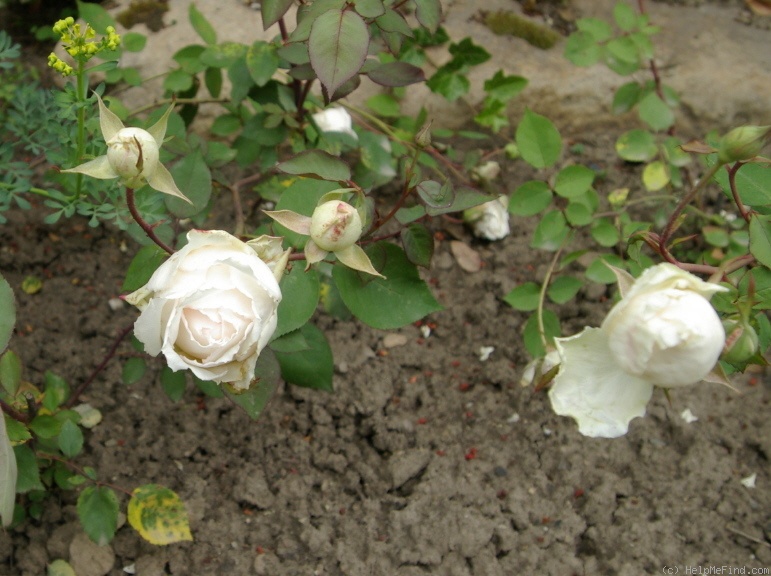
[463,196,510,241]
[126,230,282,391]
[548,263,728,438]
[312,107,358,140]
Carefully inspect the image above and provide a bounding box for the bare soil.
[1,0,770,574]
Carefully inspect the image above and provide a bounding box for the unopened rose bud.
[717,125,771,164]
[415,121,432,149]
[310,201,363,252]
[721,319,759,365]
[106,128,161,189]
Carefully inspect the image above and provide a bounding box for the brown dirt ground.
[1,0,770,574]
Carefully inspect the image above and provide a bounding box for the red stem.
[125,188,174,255]
[726,162,753,223]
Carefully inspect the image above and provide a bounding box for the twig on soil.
[726,524,771,548]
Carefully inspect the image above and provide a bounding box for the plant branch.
[658,162,722,251]
[37,452,133,496]
[66,323,134,408]
[125,188,175,255]
[0,399,29,424]
[726,161,753,222]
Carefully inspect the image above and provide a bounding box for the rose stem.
[66,323,134,409]
[125,187,175,255]
[0,399,28,424]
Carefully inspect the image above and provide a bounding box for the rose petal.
[548,327,653,438]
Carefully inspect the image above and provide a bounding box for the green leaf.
[415,0,442,33]
[122,32,147,52]
[277,150,351,182]
[354,0,385,19]
[78,486,119,545]
[749,215,771,268]
[713,161,771,207]
[483,70,528,102]
[401,223,434,268]
[13,444,42,493]
[503,282,540,311]
[509,180,553,216]
[47,559,77,576]
[523,310,561,357]
[223,349,282,418]
[366,93,402,117]
[417,180,454,210]
[128,484,192,545]
[164,69,194,93]
[333,242,442,329]
[638,92,674,132]
[554,165,595,198]
[448,37,490,67]
[516,109,562,169]
[613,2,638,31]
[547,275,582,304]
[585,254,625,284]
[0,275,15,354]
[122,358,146,385]
[274,323,333,391]
[192,375,224,398]
[4,416,31,444]
[576,18,612,42]
[29,414,62,439]
[42,371,70,412]
[591,218,620,247]
[367,62,425,87]
[275,269,320,339]
[0,351,21,397]
[76,0,116,33]
[642,160,669,191]
[166,149,213,218]
[615,129,657,162]
[122,244,167,292]
[0,410,16,527]
[261,0,295,29]
[160,367,186,403]
[426,185,494,217]
[426,69,469,101]
[200,42,247,68]
[564,202,593,226]
[612,81,642,114]
[531,210,569,251]
[246,41,279,87]
[205,66,223,97]
[563,31,602,67]
[173,45,207,74]
[57,420,84,458]
[375,9,414,36]
[309,9,369,97]
[189,3,217,45]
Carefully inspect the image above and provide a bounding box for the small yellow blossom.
[48,17,122,73]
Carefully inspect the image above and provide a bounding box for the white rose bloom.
[548,263,727,438]
[312,107,358,140]
[126,230,282,391]
[464,196,510,241]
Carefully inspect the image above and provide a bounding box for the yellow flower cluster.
[48,16,121,70]
[47,53,74,77]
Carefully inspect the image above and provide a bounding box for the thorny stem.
[368,145,421,235]
[128,97,229,118]
[37,452,133,497]
[537,236,571,352]
[66,324,134,409]
[0,399,28,424]
[726,161,753,222]
[658,162,722,251]
[125,187,175,255]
